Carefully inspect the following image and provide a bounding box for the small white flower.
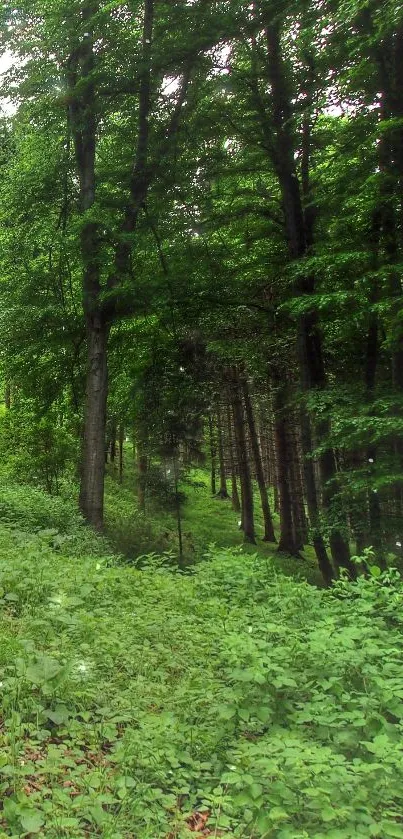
[0,681,4,688]
[238,520,242,527]
[396,541,402,548]
[77,661,88,674]
[145,38,151,43]
[368,458,374,463]
[373,489,378,493]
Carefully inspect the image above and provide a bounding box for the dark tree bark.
[173,453,184,565]
[299,408,334,584]
[4,383,11,409]
[231,370,256,543]
[79,313,109,530]
[226,401,241,512]
[216,401,229,498]
[118,424,124,485]
[241,378,276,541]
[69,0,191,528]
[375,28,403,523]
[361,211,385,562]
[137,439,148,513]
[257,18,353,575]
[288,418,309,550]
[109,418,117,463]
[273,381,300,555]
[208,414,217,495]
[66,1,106,530]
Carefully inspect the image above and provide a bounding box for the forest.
[0,0,403,837]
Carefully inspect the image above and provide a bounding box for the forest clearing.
[1,0,403,836]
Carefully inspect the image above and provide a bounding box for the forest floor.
[103,463,323,586]
[0,478,403,838]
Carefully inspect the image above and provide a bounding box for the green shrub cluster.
[0,406,78,494]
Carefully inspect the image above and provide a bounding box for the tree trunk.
[79,314,109,530]
[208,414,217,496]
[288,418,308,550]
[299,408,334,584]
[109,418,117,463]
[119,424,124,484]
[67,2,108,530]
[242,378,276,541]
[173,452,184,566]
[273,381,300,555]
[362,211,384,562]
[216,401,229,498]
[226,401,241,512]
[262,18,352,575]
[231,370,255,543]
[137,438,148,513]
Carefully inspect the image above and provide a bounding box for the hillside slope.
[0,483,403,838]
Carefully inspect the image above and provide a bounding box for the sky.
[0,51,13,74]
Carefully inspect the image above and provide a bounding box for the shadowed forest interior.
[1,1,403,837]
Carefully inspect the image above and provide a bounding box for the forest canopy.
[1,3,403,839]
[0,0,403,578]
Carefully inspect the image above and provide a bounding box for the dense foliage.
[0,481,403,838]
[0,0,402,581]
[1,3,403,836]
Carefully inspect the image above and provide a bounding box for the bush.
[0,405,78,493]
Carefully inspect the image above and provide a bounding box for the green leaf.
[45,705,69,724]
[321,805,337,821]
[382,824,403,838]
[270,807,288,821]
[249,783,263,800]
[19,808,45,834]
[218,704,237,720]
[26,656,62,685]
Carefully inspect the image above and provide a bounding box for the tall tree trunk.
[261,18,352,575]
[273,381,300,555]
[4,382,11,409]
[109,418,117,463]
[288,417,308,550]
[79,312,109,530]
[241,378,276,541]
[376,29,403,526]
[67,1,108,530]
[362,211,384,561]
[299,408,334,585]
[137,437,148,513]
[231,370,255,543]
[119,424,124,484]
[226,401,241,512]
[208,414,216,495]
[173,452,184,566]
[216,401,229,498]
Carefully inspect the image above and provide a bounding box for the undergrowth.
[0,481,403,837]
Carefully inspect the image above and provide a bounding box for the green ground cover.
[0,480,403,838]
